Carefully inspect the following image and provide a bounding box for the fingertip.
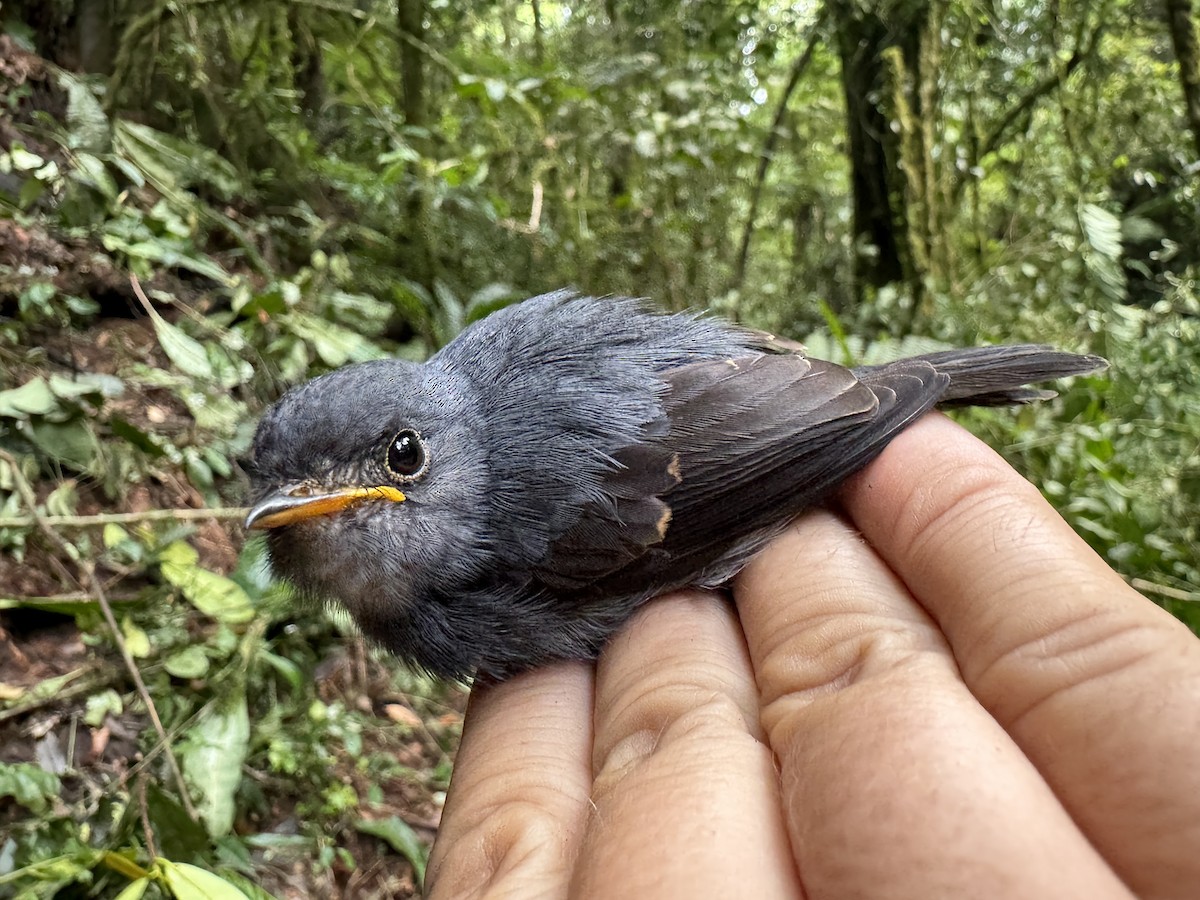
[428,663,594,898]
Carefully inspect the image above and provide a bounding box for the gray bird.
[245,291,1105,680]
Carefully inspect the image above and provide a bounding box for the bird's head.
[244,359,494,631]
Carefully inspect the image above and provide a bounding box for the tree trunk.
[1166,0,1200,159]
[531,0,544,64]
[833,8,906,297]
[830,0,936,324]
[397,0,427,130]
[396,0,435,292]
[288,7,326,128]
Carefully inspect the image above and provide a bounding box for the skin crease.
[425,416,1200,900]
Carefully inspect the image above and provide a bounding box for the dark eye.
[386,429,428,480]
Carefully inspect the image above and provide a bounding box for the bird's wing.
[531,352,950,597]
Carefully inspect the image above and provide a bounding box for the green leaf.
[122,616,152,658]
[146,782,211,860]
[181,691,250,837]
[164,645,210,679]
[114,877,152,900]
[0,378,59,417]
[111,415,170,457]
[49,372,124,400]
[72,152,119,198]
[45,480,79,516]
[142,306,215,379]
[104,523,131,549]
[158,860,251,900]
[209,870,280,900]
[159,542,256,624]
[633,129,659,157]
[465,283,520,323]
[65,293,102,317]
[206,346,254,390]
[284,313,386,366]
[9,145,44,170]
[1080,203,1122,260]
[0,761,62,814]
[85,689,124,727]
[19,280,56,315]
[356,815,428,885]
[59,71,112,150]
[27,419,101,469]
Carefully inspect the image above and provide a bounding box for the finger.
[840,414,1200,898]
[573,591,802,899]
[427,663,593,900]
[736,511,1132,899]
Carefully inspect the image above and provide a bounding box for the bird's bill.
[244,485,406,530]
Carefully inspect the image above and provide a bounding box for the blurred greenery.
[0,0,1197,896]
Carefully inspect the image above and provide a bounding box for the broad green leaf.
[72,152,118,198]
[115,121,241,199]
[210,870,280,900]
[159,542,255,624]
[85,689,124,727]
[633,129,659,157]
[183,391,245,434]
[18,173,45,207]
[164,646,210,679]
[145,782,211,860]
[114,877,151,900]
[28,419,101,469]
[285,313,386,366]
[141,305,214,379]
[104,523,131,549]
[0,761,61,814]
[60,72,111,150]
[158,860,250,900]
[122,616,152,658]
[9,145,44,170]
[206,345,254,390]
[49,372,124,400]
[181,691,250,837]
[356,815,428,885]
[260,651,303,692]
[1080,203,1122,260]
[111,415,170,457]
[0,378,58,417]
[45,480,79,517]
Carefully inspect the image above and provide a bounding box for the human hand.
[426,415,1200,899]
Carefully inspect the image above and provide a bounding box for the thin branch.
[1131,578,1199,603]
[0,507,247,529]
[0,668,124,723]
[731,15,825,295]
[973,19,1107,167]
[0,449,199,821]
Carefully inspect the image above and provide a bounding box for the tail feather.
[855,344,1107,407]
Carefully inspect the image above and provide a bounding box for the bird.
[244,291,1106,681]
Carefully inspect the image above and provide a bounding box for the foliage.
[0,0,1198,896]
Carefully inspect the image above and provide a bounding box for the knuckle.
[428,799,575,898]
[597,686,759,776]
[892,455,1044,571]
[971,608,1167,727]
[756,609,950,734]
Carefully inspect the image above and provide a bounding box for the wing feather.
[533,353,949,598]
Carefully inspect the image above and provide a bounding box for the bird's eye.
[386,429,428,480]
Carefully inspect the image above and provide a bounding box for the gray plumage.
[246,291,1106,680]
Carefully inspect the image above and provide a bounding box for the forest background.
[0,1,1197,897]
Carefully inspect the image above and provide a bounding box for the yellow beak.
[245,485,406,530]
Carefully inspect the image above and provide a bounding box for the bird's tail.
[856,345,1107,407]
